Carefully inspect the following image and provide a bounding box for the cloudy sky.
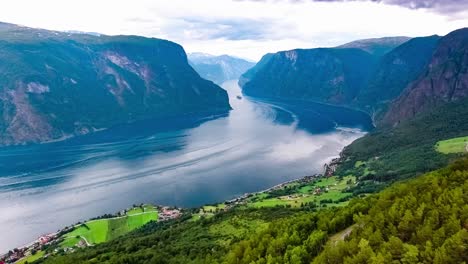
[0,0,467,60]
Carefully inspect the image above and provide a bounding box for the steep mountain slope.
[241,48,375,105]
[357,35,440,114]
[0,23,230,146]
[336,98,468,189]
[384,28,468,125]
[337,36,411,57]
[188,53,255,85]
[238,53,274,87]
[239,36,414,107]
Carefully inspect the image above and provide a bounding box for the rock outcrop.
[0,23,231,146]
[383,28,468,126]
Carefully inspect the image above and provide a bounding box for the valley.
[0,81,370,253]
[0,6,466,262]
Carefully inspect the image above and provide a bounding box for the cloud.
[161,17,287,41]
[235,0,468,14]
[0,0,466,60]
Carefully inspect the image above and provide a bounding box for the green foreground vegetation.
[17,250,45,264]
[39,158,468,263]
[436,136,468,154]
[59,205,158,248]
[336,99,468,193]
[245,176,356,209]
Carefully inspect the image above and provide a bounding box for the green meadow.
[245,176,355,208]
[60,205,158,248]
[17,250,45,264]
[436,136,468,154]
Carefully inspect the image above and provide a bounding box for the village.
[1,205,181,264]
[3,165,341,264]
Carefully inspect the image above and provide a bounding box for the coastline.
[3,151,346,257]
[1,85,366,256]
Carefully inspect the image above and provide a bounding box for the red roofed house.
[39,235,51,244]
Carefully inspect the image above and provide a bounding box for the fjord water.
[0,81,371,252]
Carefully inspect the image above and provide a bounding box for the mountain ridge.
[0,23,231,146]
[241,47,376,105]
[383,28,468,125]
[338,36,411,57]
[188,53,255,85]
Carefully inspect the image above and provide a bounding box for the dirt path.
[329,225,355,245]
[80,236,91,247]
[465,143,468,153]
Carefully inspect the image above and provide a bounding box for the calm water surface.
[0,81,372,251]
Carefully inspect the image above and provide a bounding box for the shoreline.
[1,90,360,256]
[3,155,343,257]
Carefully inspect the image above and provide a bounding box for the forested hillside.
[0,23,230,146]
[39,158,468,263]
[334,98,468,194]
[241,48,375,105]
[356,35,440,115]
[313,158,468,264]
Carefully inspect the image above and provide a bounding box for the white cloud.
[0,0,466,60]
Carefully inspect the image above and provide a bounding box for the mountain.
[13,27,468,264]
[241,48,375,105]
[240,31,466,124]
[238,53,274,87]
[239,37,414,106]
[356,35,441,114]
[336,98,468,190]
[383,28,468,126]
[338,36,411,57]
[0,23,230,146]
[188,53,255,85]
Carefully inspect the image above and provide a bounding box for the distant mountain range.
[188,53,255,85]
[0,22,230,146]
[337,36,411,57]
[240,29,468,126]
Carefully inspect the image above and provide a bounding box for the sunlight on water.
[0,80,370,251]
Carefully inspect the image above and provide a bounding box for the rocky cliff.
[241,48,375,105]
[356,35,440,114]
[0,23,230,146]
[383,28,468,126]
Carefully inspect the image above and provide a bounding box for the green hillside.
[39,159,468,263]
[334,99,468,193]
[59,205,158,248]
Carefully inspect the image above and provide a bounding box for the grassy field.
[436,136,468,154]
[203,204,226,213]
[17,250,45,264]
[191,203,228,221]
[245,176,355,208]
[60,205,158,248]
[127,207,144,215]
